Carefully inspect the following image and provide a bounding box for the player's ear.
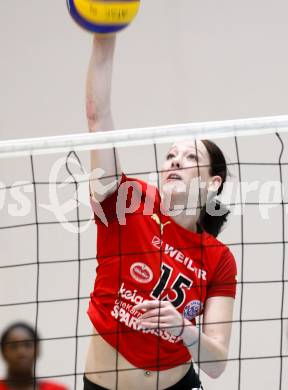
[208,175,222,193]
[1,348,8,361]
[35,344,40,359]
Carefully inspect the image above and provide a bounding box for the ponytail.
[198,200,230,237]
[199,140,230,237]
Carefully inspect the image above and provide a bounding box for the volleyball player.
[84,35,237,390]
[0,322,68,390]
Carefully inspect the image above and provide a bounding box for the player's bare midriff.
[85,328,191,390]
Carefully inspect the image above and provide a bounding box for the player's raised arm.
[87,35,121,202]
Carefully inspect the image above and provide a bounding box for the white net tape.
[1,115,288,158]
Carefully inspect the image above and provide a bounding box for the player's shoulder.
[203,232,237,278]
[39,381,68,390]
[123,174,156,190]
[0,380,8,390]
[203,231,232,258]
[121,174,160,203]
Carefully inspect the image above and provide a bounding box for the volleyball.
[67,0,141,34]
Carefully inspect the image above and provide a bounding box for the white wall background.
[1,0,288,140]
[1,1,288,390]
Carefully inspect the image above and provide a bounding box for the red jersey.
[0,381,67,390]
[88,175,237,371]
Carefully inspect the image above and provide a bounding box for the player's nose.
[170,155,181,169]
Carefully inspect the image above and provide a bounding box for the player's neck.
[161,192,201,232]
[168,211,199,232]
[6,371,35,389]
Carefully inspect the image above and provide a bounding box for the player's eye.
[23,341,34,349]
[166,153,175,160]
[187,153,198,161]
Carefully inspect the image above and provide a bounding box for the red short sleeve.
[39,381,68,390]
[206,249,237,299]
[0,382,67,390]
[90,174,124,225]
[90,174,158,226]
[90,174,133,225]
[0,381,8,390]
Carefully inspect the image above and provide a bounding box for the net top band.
[1,115,288,158]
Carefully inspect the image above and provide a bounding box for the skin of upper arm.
[202,296,235,352]
[86,36,121,184]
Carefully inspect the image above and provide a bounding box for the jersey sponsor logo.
[151,213,171,234]
[111,303,181,344]
[118,282,144,304]
[130,262,153,284]
[152,235,162,249]
[151,235,207,281]
[183,300,203,320]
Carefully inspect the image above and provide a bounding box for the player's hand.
[134,300,184,337]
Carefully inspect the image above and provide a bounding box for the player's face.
[2,327,37,374]
[160,140,221,206]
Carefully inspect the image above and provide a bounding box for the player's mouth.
[166,172,183,181]
[16,356,31,365]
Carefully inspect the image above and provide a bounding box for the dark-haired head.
[0,322,39,356]
[161,139,230,237]
[0,322,39,377]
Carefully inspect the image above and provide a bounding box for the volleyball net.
[0,115,288,390]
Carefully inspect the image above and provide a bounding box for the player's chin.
[162,180,187,195]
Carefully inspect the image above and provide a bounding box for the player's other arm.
[183,250,236,378]
[183,296,234,378]
[87,35,121,202]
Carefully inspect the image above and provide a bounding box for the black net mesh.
[0,131,287,390]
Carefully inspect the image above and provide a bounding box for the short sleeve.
[39,382,68,390]
[206,249,237,299]
[0,381,8,390]
[90,174,156,226]
[90,173,130,225]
